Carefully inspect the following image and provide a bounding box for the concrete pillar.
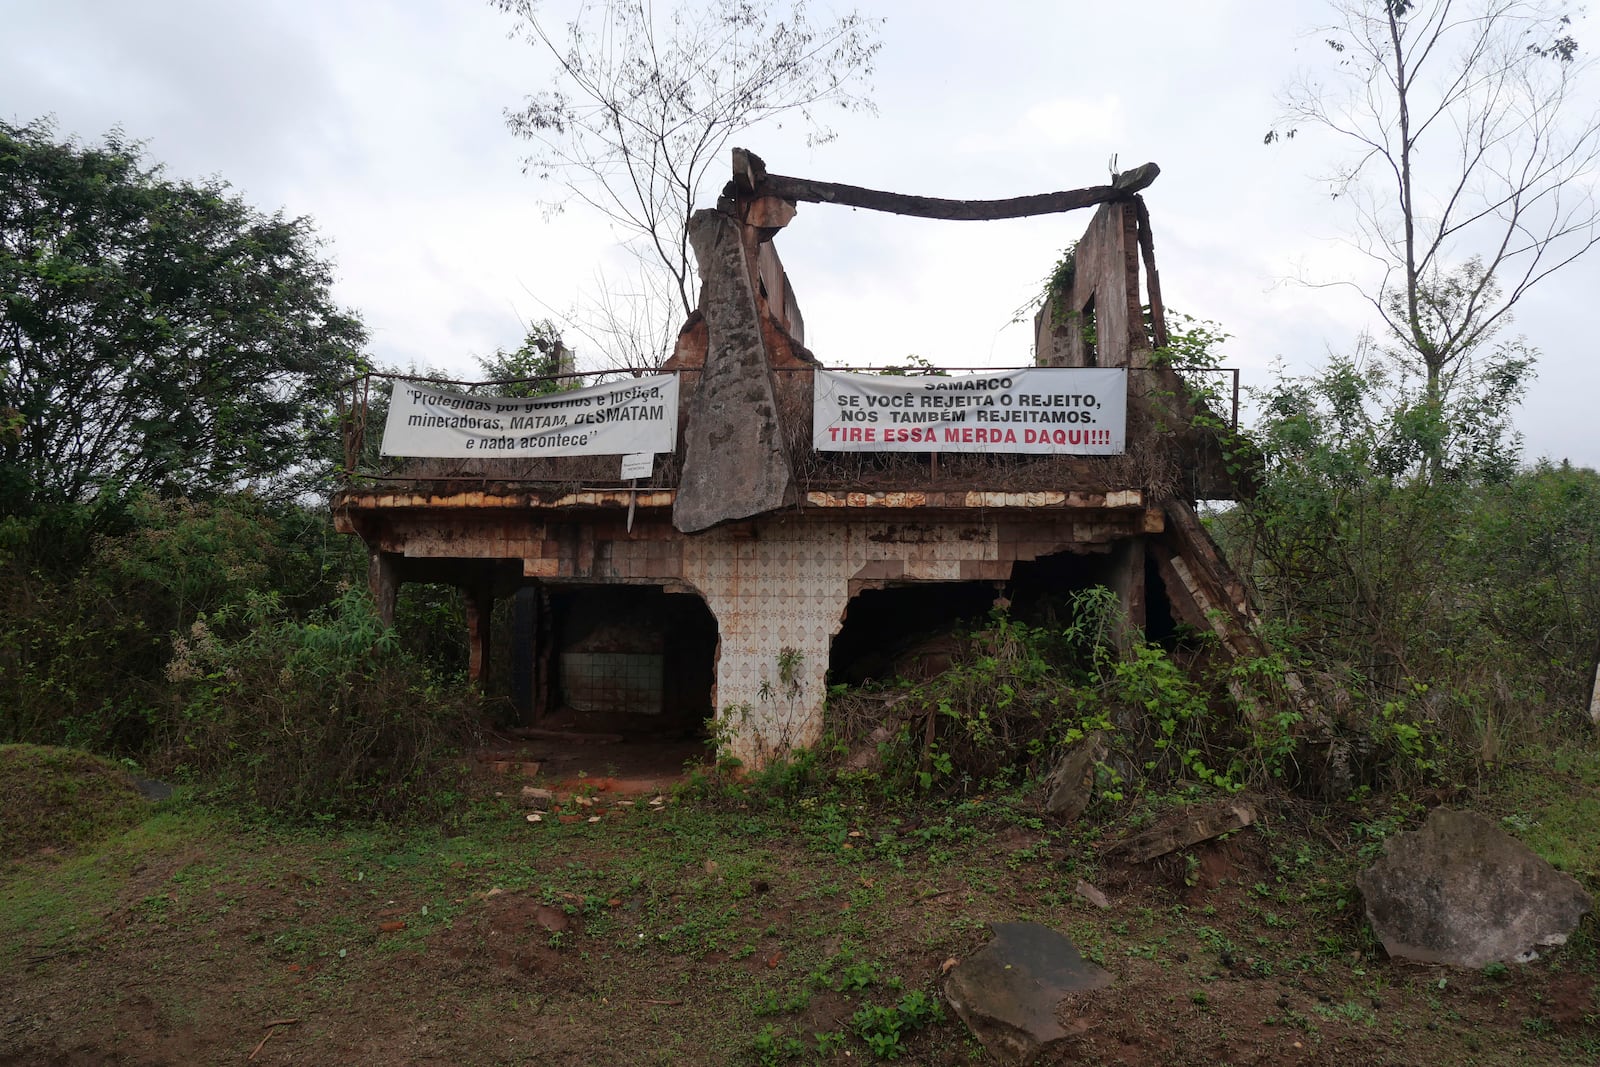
[1108,537,1147,650]
[510,587,540,719]
[368,550,398,627]
[703,612,832,769]
[465,586,493,687]
[684,541,847,770]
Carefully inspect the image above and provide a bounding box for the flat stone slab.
[944,921,1111,1064]
[1358,807,1592,968]
[134,778,174,802]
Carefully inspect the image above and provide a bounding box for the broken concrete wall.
[673,209,798,534]
[1150,497,1321,731]
[685,508,1159,767]
[756,241,804,346]
[1589,640,1600,727]
[1150,498,1256,658]
[339,492,1160,769]
[1027,200,1240,501]
[1034,201,1146,370]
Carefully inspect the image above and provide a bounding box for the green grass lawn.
[3,749,1598,1065]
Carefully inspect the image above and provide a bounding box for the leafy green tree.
[0,492,358,751]
[1223,340,1600,777]
[476,318,575,396]
[1450,459,1600,699]
[1270,0,1599,473]
[1154,308,1600,784]
[0,119,368,514]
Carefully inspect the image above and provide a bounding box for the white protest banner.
[813,368,1126,454]
[380,374,678,458]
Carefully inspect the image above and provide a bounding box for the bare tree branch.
[493,0,881,366]
[1273,0,1600,435]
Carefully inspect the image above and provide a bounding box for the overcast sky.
[5,0,1598,465]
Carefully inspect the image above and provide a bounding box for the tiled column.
[683,521,850,768]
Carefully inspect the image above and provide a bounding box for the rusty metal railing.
[334,363,1241,491]
[335,366,665,484]
[1177,366,1242,432]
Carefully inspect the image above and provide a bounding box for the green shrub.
[159,588,477,822]
[0,494,364,753]
[851,989,945,1060]
[828,592,1248,799]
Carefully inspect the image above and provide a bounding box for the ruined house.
[331,152,1263,769]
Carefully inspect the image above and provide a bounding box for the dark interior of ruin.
[510,585,717,741]
[829,582,1001,686]
[827,551,1185,692]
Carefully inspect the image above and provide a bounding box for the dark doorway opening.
[1144,550,1179,645]
[829,581,1001,685]
[1007,549,1105,617]
[513,584,717,742]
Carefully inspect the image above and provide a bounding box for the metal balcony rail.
[335,364,1240,490]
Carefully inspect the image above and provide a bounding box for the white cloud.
[954,95,1127,155]
[4,0,1597,464]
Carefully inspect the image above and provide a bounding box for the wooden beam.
[732,147,767,193]
[1104,799,1256,864]
[741,161,1160,222]
[1133,196,1169,349]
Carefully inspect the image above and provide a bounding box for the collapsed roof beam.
[728,148,1159,221]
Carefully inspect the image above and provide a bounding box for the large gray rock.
[1357,807,1592,968]
[672,209,796,533]
[944,921,1111,1064]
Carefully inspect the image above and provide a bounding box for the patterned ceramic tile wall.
[384,507,1144,767]
[677,515,1059,767]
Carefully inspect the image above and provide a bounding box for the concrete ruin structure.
[332,152,1263,768]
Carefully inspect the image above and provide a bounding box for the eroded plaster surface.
[351,500,1151,766]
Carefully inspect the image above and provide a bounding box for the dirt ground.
[3,757,1597,1066]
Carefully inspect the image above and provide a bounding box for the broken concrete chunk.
[1103,798,1256,864]
[519,786,554,811]
[944,921,1111,1065]
[744,195,796,233]
[1042,730,1108,822]
[1357,807,1592,969]
[673,209,797,534]
[1074,879,1110,910]
[844,725,896,772]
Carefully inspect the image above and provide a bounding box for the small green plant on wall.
[753,647,808,764]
